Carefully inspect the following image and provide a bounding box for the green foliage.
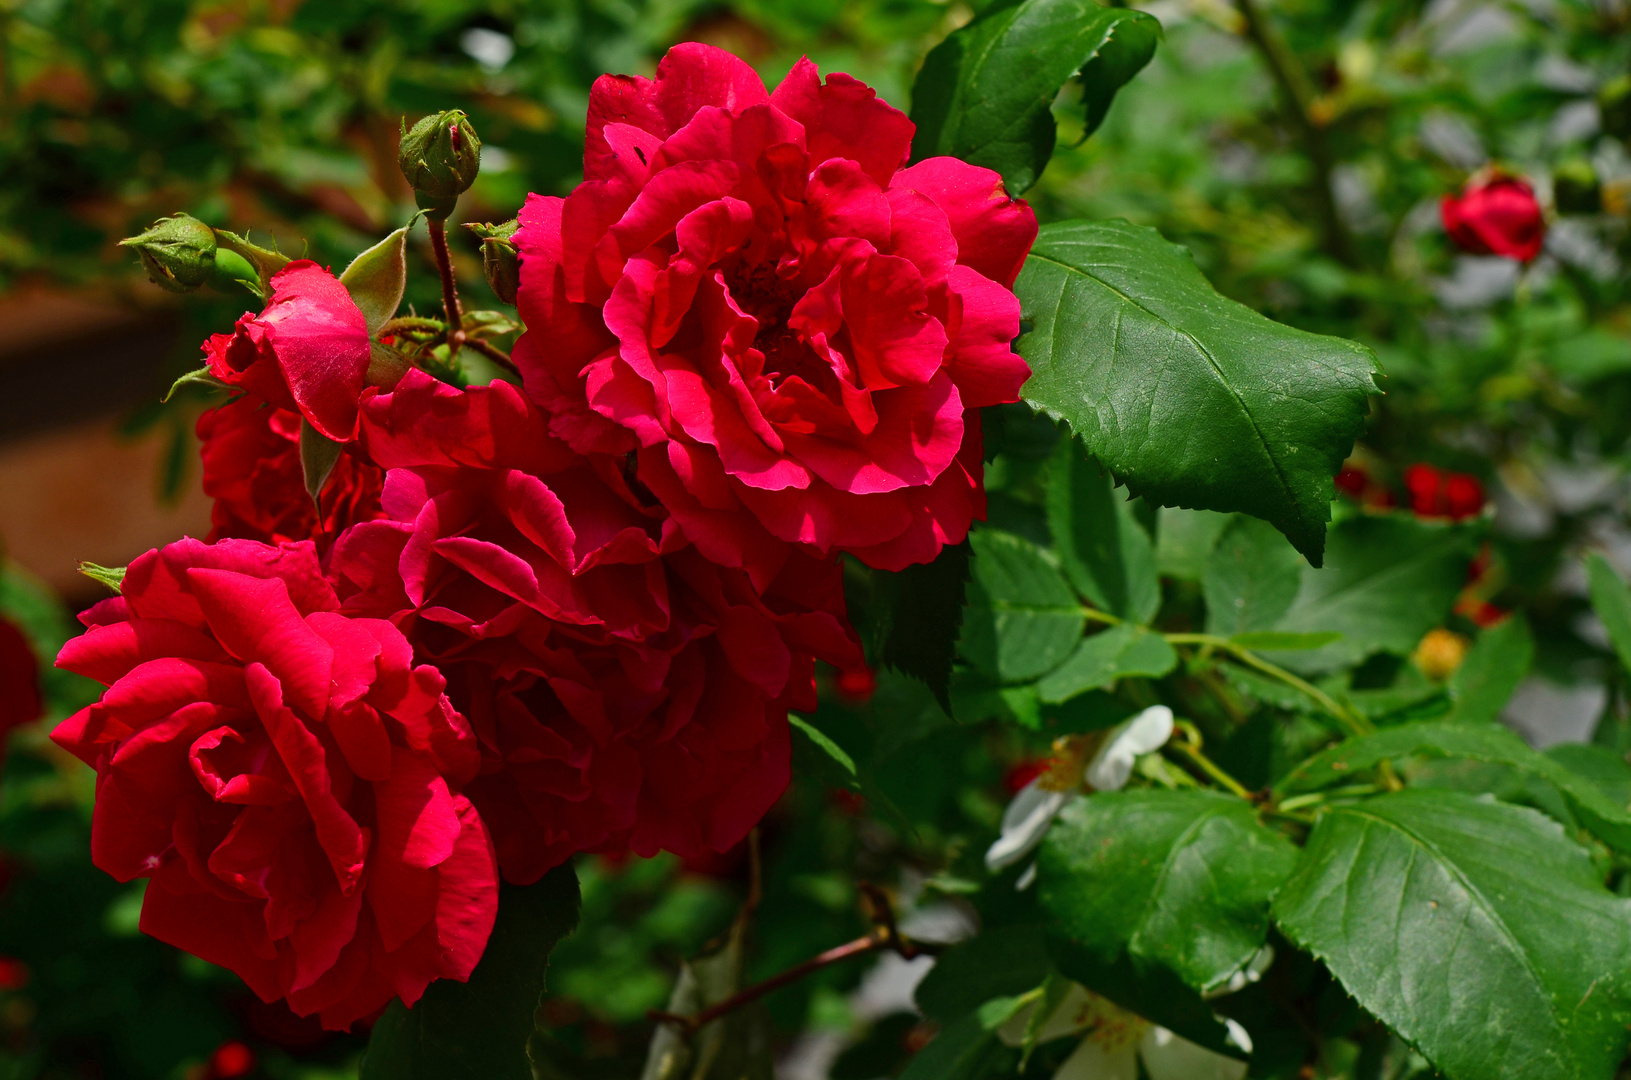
[1045,436,1160,624]
[1274,791,1631,1080]
[848,542,970,710]
[362,868,582,1080]
[908,0,1159,193]
[959,529,1084,683]
[1015,220,1383,565]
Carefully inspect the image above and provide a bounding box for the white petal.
[986,781,1068,870]
[1054,1033,1140,1080]
[1015,862,1039,890]
[1138,1027,1248,1080]
[1085,706,1173,791]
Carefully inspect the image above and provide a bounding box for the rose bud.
[465,218,520,304]
[119,213,262,295]
[398,109,482,218]
[1441,174,1546,262]
[1553,158,1602,215]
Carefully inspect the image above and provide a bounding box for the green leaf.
[896,1006,1017,1080]
[908,0,1159,193]
[1039,790,1297,996]
[1035,624,1176,703]
[1267,513,1477,671]
[162,365,233,403]
[789,714,858,786]
[1203,516,1305,636]
[852,542,969,710]
[76,561,125,593]
[299,418,344,506]
[1444,616,1532,724]
[1274,721,1631,855]
[640,918,774,1080]
[960,529,1084,683]
[1547,743,1631,808]
[1586,552,1631,676]
[362,865,581,1080]
[1154,507,1229,581]
[1014,220,1381,566]
[915,924,1054,1023]
[1229,631,1340,651]
[1046,436,1159,623]
[1272,790,1631,1080]
[341,226,410,336]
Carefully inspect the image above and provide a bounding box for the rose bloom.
[333,369,860,881]
[204,261,373,441]
[1441,175,1546,262]
[0,615,41,748]
[197,396,384,545]
[52,538,496,1030]
[513,43,1036,576]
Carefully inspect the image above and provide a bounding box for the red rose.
[512,43,1036,574]
[204,262,373,441]
[332,370,861,880]
[51,538,496,1030]
[1441,175,1546,262]
[0,616,42,746]
[197,397,385,546]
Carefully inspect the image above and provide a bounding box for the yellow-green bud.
[465,218,519,304]
[398,110,482,219]
[119,213,218,292]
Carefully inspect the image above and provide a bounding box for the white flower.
[984,706,1176,878]
[1084,705,1174,792]
[1000,982,1249,1080]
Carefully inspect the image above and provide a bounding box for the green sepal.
[340,227,410,335]
[77,562,126,594]
[298,419,344,507]
[162,366,233,403]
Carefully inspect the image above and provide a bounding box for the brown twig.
[426,217,466,354]
[649,881,944,1037]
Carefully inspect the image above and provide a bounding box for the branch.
[463,336,520,376]
[1230,0,1356,267]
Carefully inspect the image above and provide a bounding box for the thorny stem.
[1166,633,1373,739]
[1230,0,1356,267]
[649,883,943,1037]
[427,217,466,355]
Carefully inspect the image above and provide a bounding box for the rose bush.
[51,538,497,1030]
[512,43,1036,575]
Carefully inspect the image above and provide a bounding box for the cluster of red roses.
[51,45,1036,1029]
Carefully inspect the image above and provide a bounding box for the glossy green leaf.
[1275,721,1631,855]
[1586,553,1631,676]
[341,226,410,335]
[1015,220,1381,566]
[908,0,1159,193]
[1039,790,1297,995]
[1203,516,1305,635]
[1267,513,1477,671]
[298,418,344,506]
[960,529,1084,683]
[1273,790,1631,1080]
[1046,436,1159,623]
[362,865,581,1080]
[852,541,969,710]
[1444,616,1532,724]
[1035,624,1176,703]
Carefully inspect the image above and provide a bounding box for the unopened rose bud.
[1553,158,1601,215]
[465,218,519,304]
[398,110,481,219]
[119,213,265,296]
[1440,173,1545,262]
[119,213,217,292]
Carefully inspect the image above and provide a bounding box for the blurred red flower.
[1441,175,1545,262]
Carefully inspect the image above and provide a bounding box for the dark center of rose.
[723,259,830,390]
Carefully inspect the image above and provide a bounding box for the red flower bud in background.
[0,617,42,749]
[835,663,876,704]
[1441,174,1546,262]
[206,1041,256,1080]
[1404,464,1485,521]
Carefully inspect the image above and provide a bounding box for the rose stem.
[427,216,466,355]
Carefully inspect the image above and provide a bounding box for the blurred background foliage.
[3,0,1631,1075]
